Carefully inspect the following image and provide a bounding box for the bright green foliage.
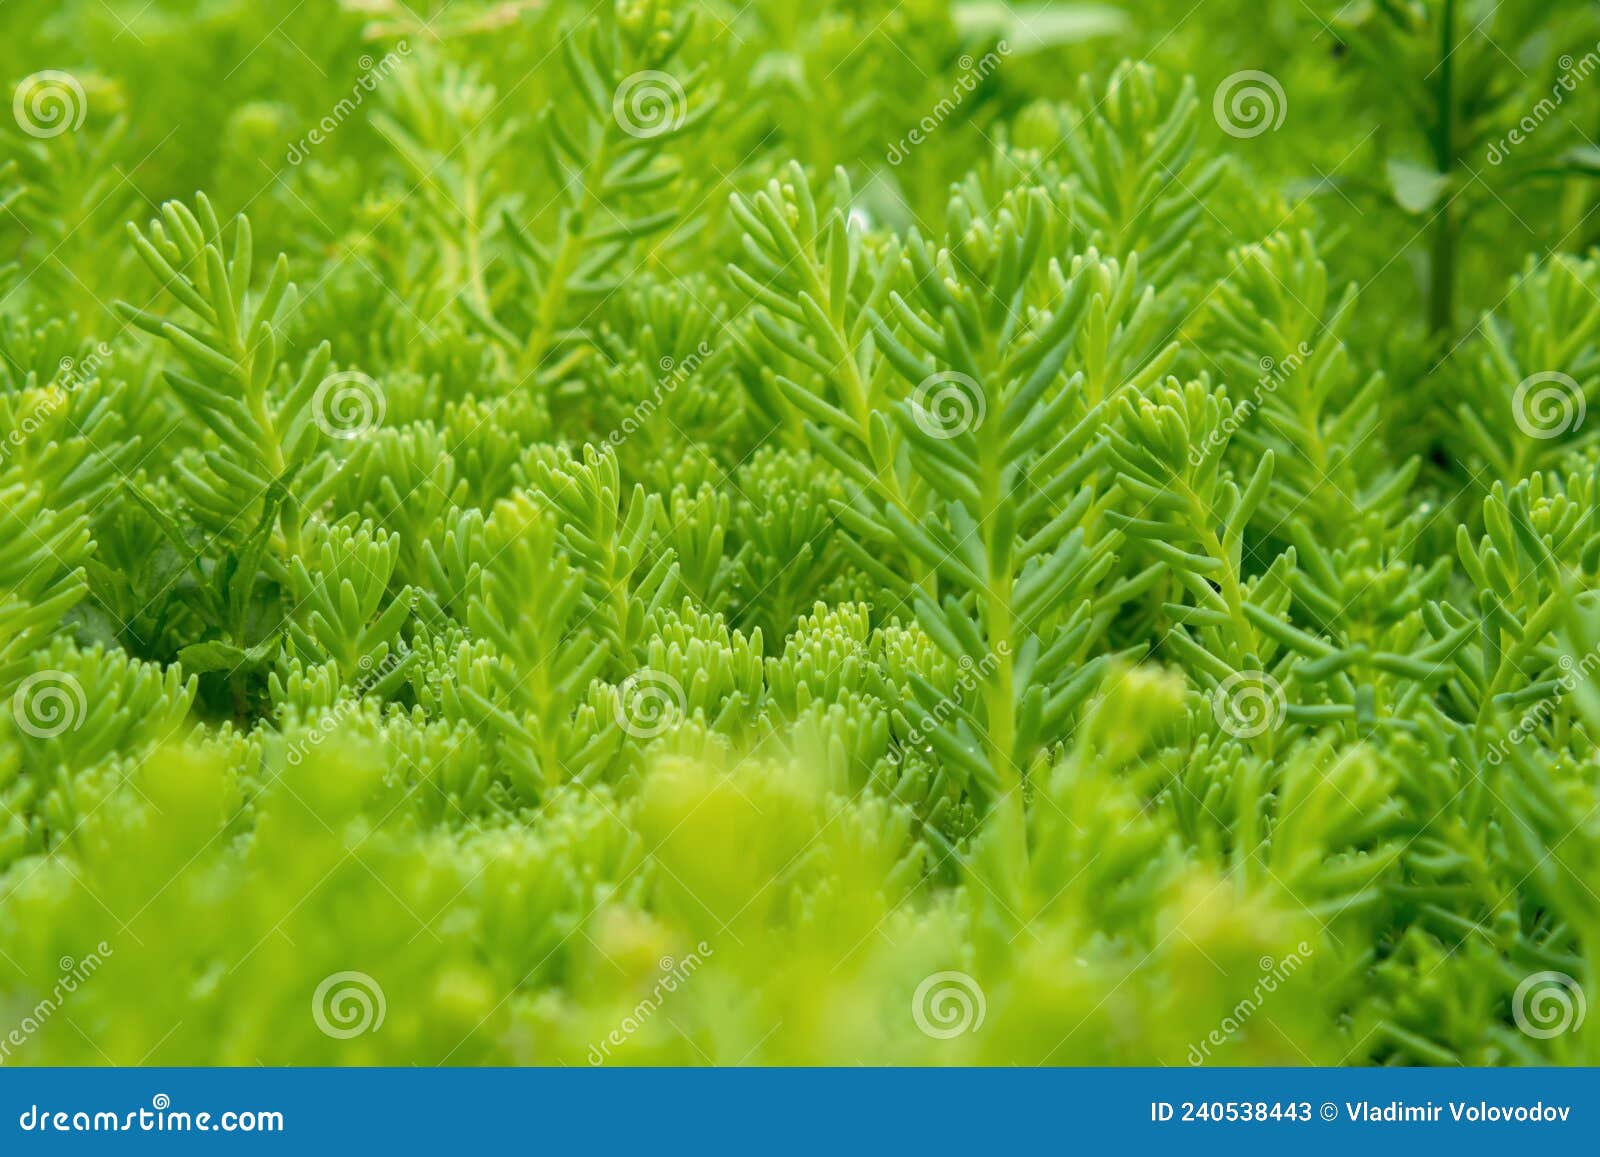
[2,0,1600,1068]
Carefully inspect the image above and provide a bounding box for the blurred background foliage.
[7,1,1600,333]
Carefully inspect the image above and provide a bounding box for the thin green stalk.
[1428,0,1458,340]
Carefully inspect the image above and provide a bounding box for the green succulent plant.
[0,0,1598,1069]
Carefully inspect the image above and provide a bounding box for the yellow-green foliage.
[2,0,1600,1066]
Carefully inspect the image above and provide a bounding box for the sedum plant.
[1,0,1599,1069]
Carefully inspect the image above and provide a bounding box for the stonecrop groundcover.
[2,0,1600,1067]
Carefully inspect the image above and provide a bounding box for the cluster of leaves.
[2,0,1599,1065]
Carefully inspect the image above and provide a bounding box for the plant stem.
[977,388,1019,804]
[1428,0,1458,341]
[524,132,610,377]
